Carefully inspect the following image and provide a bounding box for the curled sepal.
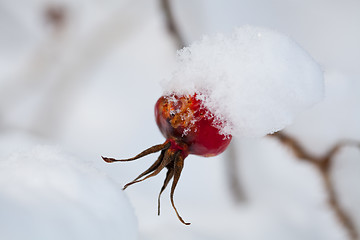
[102,140,191,225]
[101,142,170,163]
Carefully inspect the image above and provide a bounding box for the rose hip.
[102,94,232,225]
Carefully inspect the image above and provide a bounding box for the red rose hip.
[102,93,232,225]
[155,95,231,157]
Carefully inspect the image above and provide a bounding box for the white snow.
[0,146,138,240]
[162,26,324,137]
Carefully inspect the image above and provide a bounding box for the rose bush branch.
[269,131,359,240]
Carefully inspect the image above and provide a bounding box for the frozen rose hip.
[102,94,232,225]
[155,95,231,157]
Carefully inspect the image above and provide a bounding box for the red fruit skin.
[155,94,232,157]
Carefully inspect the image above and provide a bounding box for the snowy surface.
[0,0,359,240]
[163,26,324,137]
[0,146,138,240]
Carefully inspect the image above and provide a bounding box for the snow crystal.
[162,26,324,137]
[0,146,138,240]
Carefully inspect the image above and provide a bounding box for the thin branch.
[45,4,67,31]
[269,132,359,240]
[160,0,186,49]
[225,140,247,203]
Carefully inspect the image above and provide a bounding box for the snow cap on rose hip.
[162,25,324,137]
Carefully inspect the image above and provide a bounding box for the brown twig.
[269,131,359,240]
[225,140,247,203]
[160,0,186,49]
[45,4,67,31]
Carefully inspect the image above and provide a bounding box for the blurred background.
[0,0,359,239]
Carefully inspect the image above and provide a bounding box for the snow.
[0,146,138,240]
[162,26,324,137]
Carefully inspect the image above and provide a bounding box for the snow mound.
[0,146,138,240]
[162,26,324,137]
